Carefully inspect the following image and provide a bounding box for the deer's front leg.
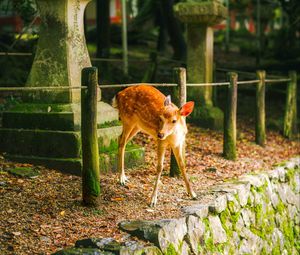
[172,143,197,199]
[150,141,167,207]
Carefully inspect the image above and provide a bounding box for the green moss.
[0,128,81,158]
[7,103,74,112]
[220,208,233,238]
[7,167,39,178]
[254,204,262,226]
[216,243,225,253]
[256,181,268,193]
[197,244,204,254]
[261,247,268,255]
[228,201,235,213]
[276,200,285,215]
[271,243,281,255]
[97,120,122,129]
[250,226,265,239]
[282,220,295,245]
[285,168,297,191]
[231,212,241,231]
[165,243,178,255]
[204,236,214,252]
[202,218,216,252]
[190,106,224,130]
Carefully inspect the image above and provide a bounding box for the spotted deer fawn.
[113,85,196,207]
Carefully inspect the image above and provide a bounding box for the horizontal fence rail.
[0,86,87,91]
[0,66,297,205]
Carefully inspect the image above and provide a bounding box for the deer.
[112,85,196,207]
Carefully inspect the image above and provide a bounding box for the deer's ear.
[164,95,172,106]
[180,101,194,117]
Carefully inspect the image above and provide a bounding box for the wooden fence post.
[223,72,237,160]
[283,71,297,139]
[81,67,100,206]
[170,67,186,177]
[255,70,266,146]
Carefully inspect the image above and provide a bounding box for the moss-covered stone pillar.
[0,0,144,174]
[174,0,227,129]
[26,0,91,103]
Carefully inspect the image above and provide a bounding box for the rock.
[208,215,227,244]
[186,215,206,254]
[52,248,114,255]
[272,166,286,182]
[75,238,121,253]
[247,192,254,207]
[253,190,263,206]
[232,231,240,247]
[287,204,298,221]
[270,192,280,208]
[240,228,263,254]
[7,167,39,178]
[238,239,252,255]
[235,214,244,232]
[285,185,298,205]
[181,204,209,218]
[157,218,188,254]
[122,241,144,251]
[240,209,252,227]
[209,194,227,214]
[120,246,162,255]
[294,174,300,194]
[118,220,170,246]
[236,183,250,207]
[272,228,285,252]
[240,174,263,188]
[285,160,297,170]
[0,181,7,186]
[211,184,238,195]
[226,194,240,213]
[277,183,295,205]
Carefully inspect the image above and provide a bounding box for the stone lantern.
[0,0,144,173]
[174,0,227,129]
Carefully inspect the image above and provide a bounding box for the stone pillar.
[26,0,91,103]
[0,0,144,174]
[174,0,227,129]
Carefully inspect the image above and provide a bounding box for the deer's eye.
[172,119,177,124]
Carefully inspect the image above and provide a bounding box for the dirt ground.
[0,115,299,254]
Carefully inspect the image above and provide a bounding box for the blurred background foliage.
[0,0,299,86]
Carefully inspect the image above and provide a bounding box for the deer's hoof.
[149,201,157,208]
[149,197,157,207]
[191,191,197,200]
[119,175,129,186]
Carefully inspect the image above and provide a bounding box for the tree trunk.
[96,0,110,80]
[160,0,186,61]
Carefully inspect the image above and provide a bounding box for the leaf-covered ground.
[0,116,299,254]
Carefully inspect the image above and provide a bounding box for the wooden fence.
[0,67,297,205]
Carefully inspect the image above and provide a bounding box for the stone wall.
[54,158,299,255]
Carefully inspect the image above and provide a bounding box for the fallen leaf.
[110,197,124,202]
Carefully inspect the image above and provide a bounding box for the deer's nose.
[157,132,164,139]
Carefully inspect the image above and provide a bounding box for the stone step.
[2,111,77,131]
[4,154,82,175]
[0,128,81,158]
[4,145,145,175]
[100,145,145,173]
[0,126,124,159]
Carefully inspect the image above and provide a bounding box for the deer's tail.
[112,95,118,109]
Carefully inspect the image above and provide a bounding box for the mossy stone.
[190,106,224,130]
[7,167,39,178]
[52,247,114,255]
